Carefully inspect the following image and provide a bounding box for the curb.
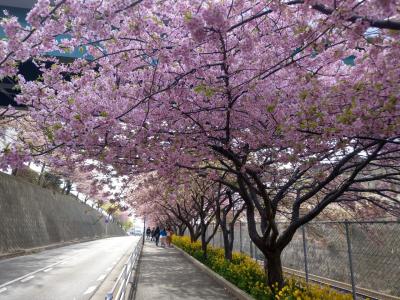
[0,235,122,261]
[173,245,255,300]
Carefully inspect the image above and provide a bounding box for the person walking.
[154,226,160,246]
[146,227,151,240]
[166,227,173,248]
[159,227,167,248]
[150,227,155,241]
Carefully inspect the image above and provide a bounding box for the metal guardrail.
[105,237,143,300]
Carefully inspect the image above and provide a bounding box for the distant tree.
[14,167,39,184]
[41,172,63,192]
[121,219,133,231]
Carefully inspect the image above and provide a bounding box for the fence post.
[239,221,243,253]
[345,221,357,300]
[301,225,309,282]
[250,240,254,258]
[212,223,215,247]
[219,228,223,248]
[255,246,258,261]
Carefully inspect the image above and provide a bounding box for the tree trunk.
[201,232,207,259]
[221,226,233,260]
[265,251,284,290]
[177,224,186,236]
[187,225,196,242]
[227,220,237,261]
[193,225,202,241]
[200,222,208,259]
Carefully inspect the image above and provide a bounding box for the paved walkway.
[134,242,233,300]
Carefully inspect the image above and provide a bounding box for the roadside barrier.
[105,237,143,300]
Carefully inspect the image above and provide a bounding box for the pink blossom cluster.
[0,0,399,241]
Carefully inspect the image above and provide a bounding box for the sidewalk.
[134,241,234,300]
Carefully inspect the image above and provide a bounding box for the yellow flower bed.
[172,236,353,300]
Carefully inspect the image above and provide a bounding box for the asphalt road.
[0,236,140,300]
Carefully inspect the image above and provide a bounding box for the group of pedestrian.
[146,226,173,248]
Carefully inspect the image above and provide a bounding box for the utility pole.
[38,163,46,186]
[142,216,146,245]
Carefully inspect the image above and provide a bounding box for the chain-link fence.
[202,220,400,299]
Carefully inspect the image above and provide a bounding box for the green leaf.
[299,90,308,100]
[12,85,21,92]
[337,107,354,124]
[44,127,55,142]
[194,84,205,94]
[266,104,275,113]
[193,84,215,98]
[3,144,11,154]
[53,123,62,130]
[384,95,397,111]
[184,11,192,21]
[204,87,215,98]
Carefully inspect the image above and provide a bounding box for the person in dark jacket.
[146,227,151,240]
[153,226,160,246]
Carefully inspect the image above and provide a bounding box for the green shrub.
[172,236,353,300]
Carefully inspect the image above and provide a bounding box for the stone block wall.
[0,172,125,254]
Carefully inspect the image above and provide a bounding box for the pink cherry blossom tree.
[1,0,400,289]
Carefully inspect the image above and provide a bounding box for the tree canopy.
[1,0,399,289]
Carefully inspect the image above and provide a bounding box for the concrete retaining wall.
[0,172,125,255]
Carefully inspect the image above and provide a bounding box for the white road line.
[43,268,53,273]
[0,287,7,294]
[83,286,97,295]
[0,258,70,289]
[97,274,106,281]
[21,275,34,283]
